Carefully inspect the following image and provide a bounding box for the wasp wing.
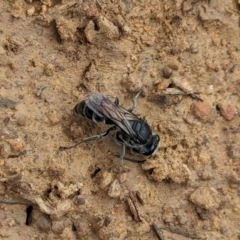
[86,92,139,138]
[84,92,105,117]
[100,100,138,138]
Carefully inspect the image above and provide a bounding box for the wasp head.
[132,134,160,156]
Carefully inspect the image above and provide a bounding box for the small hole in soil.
[167,83,175,88]
[171,145,178,150]
[163,178,173,184]
[72,223,76,231]
[43,188,52,198]
[91,167,101,178]
[216,104,220,111]
[147,168,154,175]
[93,21,100,31]
[52,20,62,43]
[157,96,167,106]
[26,205,33,226]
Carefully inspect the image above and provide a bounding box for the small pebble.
[97,16,120,40]
[52,220,65,235]
[130,55,138,61]
[192,102,214,123]
[206,61,219,72]
[26,7,35,16]
[0,97,17,109]
[108,179,121,198]
[0,229,10,237]
[219,224,228,235]
[91,217,104,231]
[189,186,220,210]
[124,74,143,93]
[47,110,59,124]
[7,138,25,153]
[99,171,113,190]
[150,71,157,78]
[115,15,126,28]
[42,0,52,7]
[104,215,111,226]
[74,197,85,205]
[201,167,213,180]
[17,116,27,126]
[217,103,237,121]
[226,143,240,160]
[74,219,86,238]
[170,46,180,55]
[3,117,10,125]
[36,215,51,232]
[176,214,189,225]
[10,63,18,71]
[5,218,16,227]
[70,123,84,139]
[183,1,193,11]
[156,79,171,91]
[219,185,228,196]
[0,46,6,54]
[162,66,173,78]
[44,64,55,76]
[41,4,48,15]
[119,172,127,183]
[168,63,179,70]
[36,86,47,97]
[190,43,198,53]
[163,214,174,223]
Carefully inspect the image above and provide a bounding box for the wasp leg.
[116,132,127,169]
[91,112,106,124]
[128,92,141,112]
[114,97,119,106]
[115,132,146,163]
[113,154,146,163]
[92,112,97,122]
[59,126,116,151]
[115,141,126,171]
[120,143,126,169]
[116,132,126,171]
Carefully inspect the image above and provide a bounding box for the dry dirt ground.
[0,0,240,239]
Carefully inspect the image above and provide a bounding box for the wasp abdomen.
[74,101,114,124]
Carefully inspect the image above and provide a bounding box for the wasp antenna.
[128,91,142,112]
[59,126,117,151]
[78,82,92,93]
[59,141,85,151]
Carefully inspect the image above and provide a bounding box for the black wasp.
[60,92,160,163]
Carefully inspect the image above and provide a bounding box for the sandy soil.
[0,0,240,239]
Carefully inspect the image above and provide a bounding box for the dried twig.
[126,197,140,221]
[152,223,165,240]
[0,200,30,205]
[154,88,202,101]
[160,226,201,239]
[126,191,144,222]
